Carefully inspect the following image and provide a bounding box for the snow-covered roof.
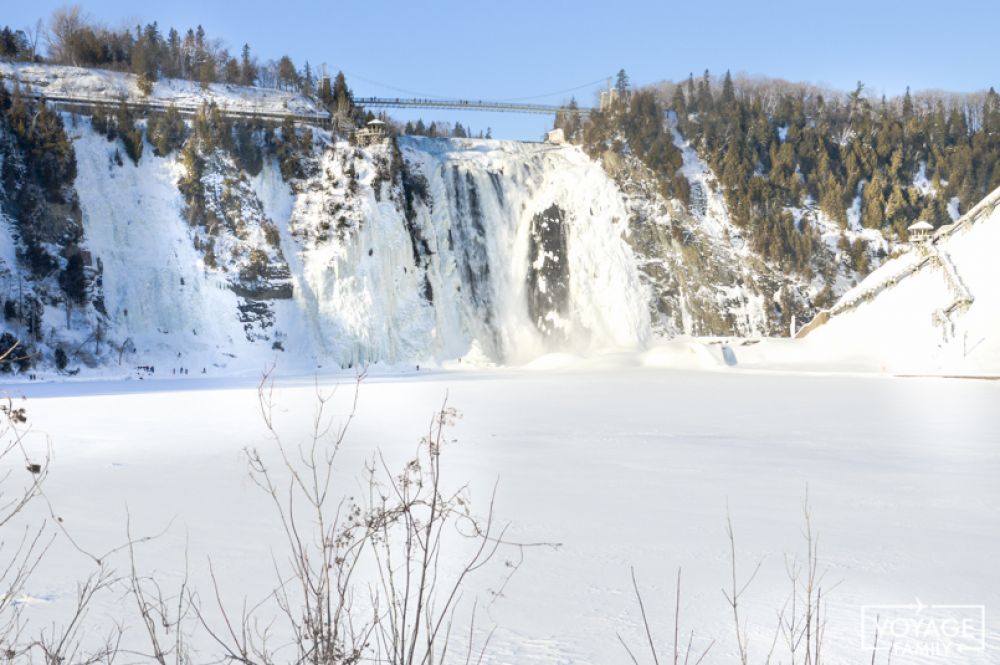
[908,220,934,231]
[367,119,386,126]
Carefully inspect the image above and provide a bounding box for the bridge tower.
[599,77,620,112]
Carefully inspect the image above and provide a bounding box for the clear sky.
[4,0,998,139]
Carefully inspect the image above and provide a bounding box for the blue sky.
[5,0,998,139]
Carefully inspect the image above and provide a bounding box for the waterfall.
[71,127,651,371]
[399,137,651,364]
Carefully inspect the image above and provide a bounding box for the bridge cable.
[494,76,610,102]
[339,70,608,104]
[338,70,451,100]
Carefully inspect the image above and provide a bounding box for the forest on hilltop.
[558,70,1000,276]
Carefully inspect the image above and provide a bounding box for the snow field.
[9,369,1000,664]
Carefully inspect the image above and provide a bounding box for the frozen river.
[9,367,1000,664]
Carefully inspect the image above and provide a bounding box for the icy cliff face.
[260,136,651,369]
[397,137,650,364]
[2,123,651,373]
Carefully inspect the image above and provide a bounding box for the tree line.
[1,6,321,96]
[559,69,1000,276]
[402,119,491,139]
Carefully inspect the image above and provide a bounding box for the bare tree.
[46,5,86,66]
[617,567,715,665]
[722,506,763,665]
[0,353,123,663]
[193,371,531,664]
[25,564,120,665]
[123,513,194,665]
[0,393,54,659]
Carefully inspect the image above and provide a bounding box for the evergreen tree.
[302,61,314,94]
[148,105,186,156]
[164,28,181,78]
[239,44,257,86]
[720,70,735,106]
[615,68,630,102]
[686,73,698,113]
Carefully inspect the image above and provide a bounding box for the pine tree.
[686,73,697,113]
[115,100,143,164]
[194,25,207,68]
[302,61,314,94]
[615,68,630,101]
[861,173,886,229]
[239,44,257,86]
[720,70,735,107]
[148,105,186,156]
[671,85,687,121]
[165,28,181,78]
[697,70,714,114]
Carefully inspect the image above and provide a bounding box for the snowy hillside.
[0,62,326,117]
[798,188,1000,374]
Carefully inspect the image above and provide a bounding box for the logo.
[861,600,986,658]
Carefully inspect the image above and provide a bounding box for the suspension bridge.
[6,63,603,126]
[354,97,593,116]
[17,90,592,130]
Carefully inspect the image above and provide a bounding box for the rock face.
[526,203,570,340]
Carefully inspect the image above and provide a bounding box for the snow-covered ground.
[795,195,1000,375]
[8,368,1000,664]
[0,62,326,117]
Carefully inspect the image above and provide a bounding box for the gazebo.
[907,220,934,243]
[355,119,388,147]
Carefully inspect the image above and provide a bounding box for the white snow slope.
[0,62,325,117]
[798,193,1000,375]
